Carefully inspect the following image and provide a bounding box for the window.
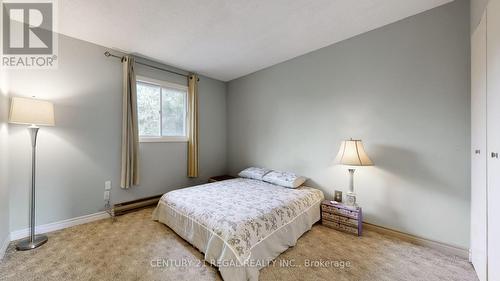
[136,76,188,142]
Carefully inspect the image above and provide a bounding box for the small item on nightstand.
[321,200,362,236]
[345,193,357,207]
[334,190,343,202]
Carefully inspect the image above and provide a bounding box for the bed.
[152,177,324,281]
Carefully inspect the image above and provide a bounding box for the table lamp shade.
[9,97,55,126]
[334,139,373,166]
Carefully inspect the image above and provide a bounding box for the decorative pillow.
[262,170,307,188]
[238,167,272,180]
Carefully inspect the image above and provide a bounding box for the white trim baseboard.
[10,211,110,241]
[363,222,469,259]
[0,234,10,260]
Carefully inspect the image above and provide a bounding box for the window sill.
[140,136,189,143]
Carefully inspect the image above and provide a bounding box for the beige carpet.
[0,208,477,281]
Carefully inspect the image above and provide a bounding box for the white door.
[471,9,488,281]
[488,0,500,280]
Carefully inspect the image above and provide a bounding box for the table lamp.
[9,97,55,250]
[334,139,373,206]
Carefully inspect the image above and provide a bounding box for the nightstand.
[321,200,362,236]
[208,175,237,183]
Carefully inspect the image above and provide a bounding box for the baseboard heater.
[112,194,163,216]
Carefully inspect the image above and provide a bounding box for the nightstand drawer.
[321,200,363,236]
[322,212,359,227]
[322,219,359,235]
[321,204,359,219]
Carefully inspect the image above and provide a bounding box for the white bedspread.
[153,178,324,281]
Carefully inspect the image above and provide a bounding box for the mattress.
[152,178,324,281]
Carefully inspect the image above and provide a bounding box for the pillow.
[238,167,272,180]
[262,170,307,188]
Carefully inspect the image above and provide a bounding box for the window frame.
[136,76,189,143]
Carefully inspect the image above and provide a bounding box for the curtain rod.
[104,51,193,79]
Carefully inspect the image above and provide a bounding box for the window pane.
[161,87,186,136]
[137,82,161,136]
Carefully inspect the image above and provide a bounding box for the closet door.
[471,9,488,281]
[488,0,500,280]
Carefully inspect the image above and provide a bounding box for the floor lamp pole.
[16,126,48,251]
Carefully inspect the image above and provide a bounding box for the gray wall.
[7,34,227,231]
[227,0,470,248]
[0,89,10,249]
[471,0,489,32]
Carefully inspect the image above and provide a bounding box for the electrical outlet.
[105,180,112,190]
[104,190,110,200]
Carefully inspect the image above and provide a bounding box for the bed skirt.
[152,199,321,281]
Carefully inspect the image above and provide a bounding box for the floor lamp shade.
[8,97,55,251]
[9,97,55,126]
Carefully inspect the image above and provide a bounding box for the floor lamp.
[9,97,55,250]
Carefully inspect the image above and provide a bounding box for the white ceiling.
[59,0,453,81]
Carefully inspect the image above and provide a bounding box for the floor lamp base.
[16,234,48,251]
